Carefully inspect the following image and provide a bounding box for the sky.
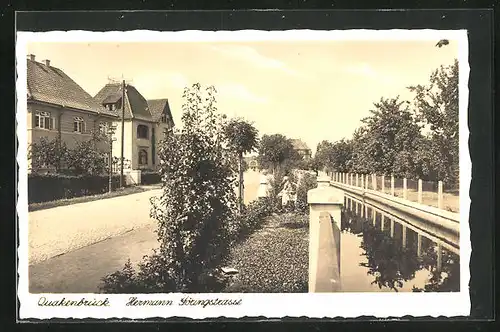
[26,40,458,154]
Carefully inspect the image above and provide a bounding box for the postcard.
[16,28,470,319]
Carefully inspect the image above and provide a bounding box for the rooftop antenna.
[107,75,133,85]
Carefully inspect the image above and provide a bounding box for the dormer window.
[105,103,117,111]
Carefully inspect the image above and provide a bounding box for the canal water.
[340,197,460,292]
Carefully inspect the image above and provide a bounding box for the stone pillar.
[307,175,344,292]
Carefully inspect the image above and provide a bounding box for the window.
[161,113,167,123]
[74,117,85,133]
[34,111,55,130]
[105,103,117,111]
[137,124,149,139]
[138,149,148,166]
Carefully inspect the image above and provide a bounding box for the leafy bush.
[28,173,122,203]
[101,83,238,293]
[224,212,309,293]
[230,197,274,243]
[295,172,317,213]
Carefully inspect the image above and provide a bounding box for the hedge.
[141,171,161,185]
[28,173,123,204]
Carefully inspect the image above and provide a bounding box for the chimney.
[43,59,51,66]
[27,54,35,61]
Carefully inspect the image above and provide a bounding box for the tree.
[408,59,459,185]
[314,140,335,172]
[224,118,259,212]
[349,97,423,176]
[66,132,107,175]
[257,134,295,174]
[147,83,236,292]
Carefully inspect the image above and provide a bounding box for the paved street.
[28,171,262,293]
[28,188,162,265]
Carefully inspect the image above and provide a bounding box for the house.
[291,139,312,160]
[93,83,175,171]
[244,155,259,170]
[26,54,118,170]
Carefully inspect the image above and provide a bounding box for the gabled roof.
[93,83,156,122]
[291,139,310,151]
[27,58,116,117]
[147,99,175,125]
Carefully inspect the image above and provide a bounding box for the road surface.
[28,171,262,293]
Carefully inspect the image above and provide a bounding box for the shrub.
[295,172,317,213]
[101,83,237,293]
[229,197,274,243]
[141,171,161,185]
[28,173,123,203]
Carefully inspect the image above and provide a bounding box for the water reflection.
[341,197,460,292]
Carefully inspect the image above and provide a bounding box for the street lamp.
[108,124,117,193]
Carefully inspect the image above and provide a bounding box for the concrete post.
[307,175,344,292]
[417,234,422,257]
[438,181,444,209]
[381,175,385,193]
[391,175,395,196]
[403,178,408,200]
[418,179,423,204]
[436,243,442,272]
[402,225,407,249]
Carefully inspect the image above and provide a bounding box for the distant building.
[290,139,312,160]
[26,54,118,170]
[244,155,259,170]
[93,84,175,171]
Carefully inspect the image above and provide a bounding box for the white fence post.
[360,174,364,189]
[403,178,408,200]
[381,175,385,193]
[355,173,359,187]
[418,179,423,204]
[307,175,344,292]
[391,175,395,196]
[438,180,444,209]
[373,174,377,191]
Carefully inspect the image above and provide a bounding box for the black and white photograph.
[16,29,471,319]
